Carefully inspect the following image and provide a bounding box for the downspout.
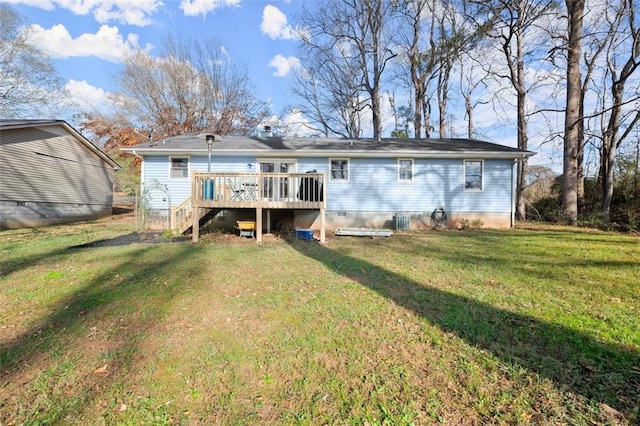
[511,157,519,228]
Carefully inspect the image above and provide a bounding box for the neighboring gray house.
[122,133,534,242]
[0,120,120,229]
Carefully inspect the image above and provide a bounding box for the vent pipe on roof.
[259,125,273,138]
[205,134,215,174]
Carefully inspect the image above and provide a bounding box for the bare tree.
[434,1,454,138]
[297,0,396,139]
[547,0,624,217]
[290,40,366,138]
[469,0,557,221]
[432,0,471,138]
[458,49,491,138]
[598,0,640,223]
[0,5,64,117]
[395,0,436,138]
[396,0,473,139]
[112,34,269,138]
[575,0,618,207]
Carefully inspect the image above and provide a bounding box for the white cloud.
[261,5,295,40]
[3,0,55,10]
[92,0,162,27]
[64,79,109,112]
[7,0,162,26]
[282,110,317,137]
[268,54,300,77]
[180,0,240,17]
[27,23,151,63]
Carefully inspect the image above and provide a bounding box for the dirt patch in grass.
[71,232,190,248]
[199,230,287,245]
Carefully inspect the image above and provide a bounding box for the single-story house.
[122,132,534,242]
[0,120,120,230]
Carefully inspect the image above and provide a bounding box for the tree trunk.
[438,93,446,138]
[423,98,431,138]
[414,92,422,139]
[602,83,625,222]
[409,2,424,140]
[515,87,528,221]
[601,140,615,223]
[465,95,473,138]
[577,99,585,209]
[371,89,382,140]
[437,59,448,138]
[562,0,584,225]
[514,30,528,221]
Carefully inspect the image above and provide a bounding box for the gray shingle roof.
[0,119,63,128]
[0,119,120,169]
[123,134,535,159]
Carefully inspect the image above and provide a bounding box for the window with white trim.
[170,157,189,179]
[464,160,483,190]
[398,159,413,181]
[330,158,349,181]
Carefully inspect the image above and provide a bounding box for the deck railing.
[192,172,326,209]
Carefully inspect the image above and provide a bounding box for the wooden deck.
[177,172,326,243]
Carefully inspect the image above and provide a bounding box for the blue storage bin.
[295,228,314,241]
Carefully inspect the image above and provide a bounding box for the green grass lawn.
[1,217,638,425]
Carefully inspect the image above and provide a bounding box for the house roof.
[0,119,120,169]
[122,134,535,160]
[0,119,64,127]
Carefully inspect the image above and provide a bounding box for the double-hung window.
[398,159,413,182]
[330,159,349,181]
[170,157,189,179]
[464,160,483,191]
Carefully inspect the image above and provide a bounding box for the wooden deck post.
[192,208,200,242]
[320,207,326,243]
[256,207,262,243]
[320,172,327,243]
[266,210,271,234]
[191,174,199,243]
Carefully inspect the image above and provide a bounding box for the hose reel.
[430,206,447,228]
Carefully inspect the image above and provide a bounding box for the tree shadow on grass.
[287,237,640,421]
[0,231,188,278]
[0,241,205,423]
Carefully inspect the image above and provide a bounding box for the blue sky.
[7,0,304,118]
[5,0,578,171]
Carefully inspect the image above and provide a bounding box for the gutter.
[120,147,535,160]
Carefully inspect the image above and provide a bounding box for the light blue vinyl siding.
[142,155,514,214]
[296,157,512,214]
[143,154,255,209]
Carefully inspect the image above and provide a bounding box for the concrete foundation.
[300,211,513,231]
[147,208,513,234]
[0,200,112,230]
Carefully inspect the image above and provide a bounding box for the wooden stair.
[171,197,220,235]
